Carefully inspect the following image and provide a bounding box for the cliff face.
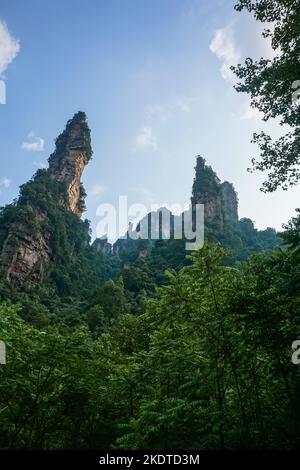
[191,156,239,228]
[113,159,240,261]
[92,237,112,255]
[191,156,224,229]
[0,112,92,287]
[48,111,92,216]
[221,181,239,222]
[1,217,51,288]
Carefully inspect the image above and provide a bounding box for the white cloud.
[134,127,157,151]
[145,95,194,123]
[33,161,47,169]
[21,132,45,152]
[0,177,11,188]
[0,20,20,77]
[130,186,155,204]
[209,25,241,83]
[89,184,105,197]
[238,103,263,121]
[209,19,277,85]
[146,104,171,122]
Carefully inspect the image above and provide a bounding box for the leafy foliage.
[0,229,300,449]
[233,0,300,191]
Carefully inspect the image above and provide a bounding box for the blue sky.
[0,0,299,238]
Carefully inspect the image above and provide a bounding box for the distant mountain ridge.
[0,113,279,290]
[98,156,278,263]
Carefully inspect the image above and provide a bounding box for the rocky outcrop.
[48,111,92,216]
[0,112,92,287]
[191,156,240,229]
[1,223,51,287]
[191,156,224,229]
[113,159,241,261]
[112,208,175,256]
[92,237,112,255]
[138,248,148,259]
[221,181,238,222]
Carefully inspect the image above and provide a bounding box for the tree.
[87,278,129,331]
[0,303,102,449]
[115,243,300,449]
[233,0,300,191]
[280,208,300,254]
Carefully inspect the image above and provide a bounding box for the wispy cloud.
[145,95,195,123]
[0,20,20,77]
[21,132,45,152]
[0,177,11,189]
[130,186,155,204]
[236,101,263,121]
[89,184,106,197]
[145,104,171,123]
[209,25,240,83]
[134,127,157,151]
[33,161,47,169]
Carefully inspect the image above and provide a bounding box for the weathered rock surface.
[92,237,112,255]
[221,181,239,222]
[48,112,91,216]
[0,112,91,287]
[113,158,241,260]
[191,156,224,229]
[191,156,239,228]
[2,224,51,287]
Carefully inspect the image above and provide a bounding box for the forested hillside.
[0,110,298,450]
